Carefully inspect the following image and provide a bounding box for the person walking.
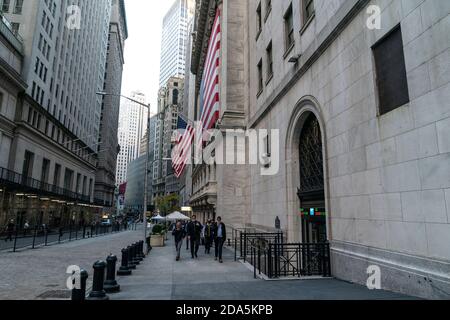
[23,220,30,237]
[214,217,227,263]
[4,219,15,242]
[204,220,213,254]
[187,215,203,259]
[172,222,186,261]
[184,221,190,251]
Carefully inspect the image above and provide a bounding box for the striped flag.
[172,9,221,178]
[172,115,194,178]
[200,9,221,131]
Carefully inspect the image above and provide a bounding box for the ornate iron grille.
[298,114,324,195]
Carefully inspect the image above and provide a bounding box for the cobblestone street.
[0,228,143,300]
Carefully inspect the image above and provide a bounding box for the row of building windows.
[255,0,410,118]
[25,104,96,166]
[1,0,23,15]
[22,149,93,197]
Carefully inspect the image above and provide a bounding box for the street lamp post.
[96,92,157,253]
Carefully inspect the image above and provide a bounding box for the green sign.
[300,207,326,217]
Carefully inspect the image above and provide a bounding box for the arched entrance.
[297,113,327,243]
[285,97,329,244]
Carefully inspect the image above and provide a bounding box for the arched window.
[298,113,324,197]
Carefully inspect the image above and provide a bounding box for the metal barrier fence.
[249,242,332,279]
[231,227,284,262]
[0,223,138,253]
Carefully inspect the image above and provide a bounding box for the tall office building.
[0,0,114,228]
[158,0,195,88]
[3,0,111,150]
[116,91,148,186]
[95,0,128,208]
[124,115,157,213]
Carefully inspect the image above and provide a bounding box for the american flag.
[200,10,221,131]
[172,9,221,178]
[172,115,194,178]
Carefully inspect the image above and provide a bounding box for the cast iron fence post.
[243,232,247,262]
[32,226,37,249]
[253,247,256,279]
[13,228,18,252]
[234,229,237,261]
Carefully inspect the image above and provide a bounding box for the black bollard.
[104,255,120,293]
[135,242,143,262]
[127,246,137,270]
[71,269,88,301]
[131,243,140,265]
[117,248,132,276]
[87,261,109,300]
[139,240,146,258]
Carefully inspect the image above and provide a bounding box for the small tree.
[155,194,180,216]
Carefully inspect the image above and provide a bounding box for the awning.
[166,211,190,221]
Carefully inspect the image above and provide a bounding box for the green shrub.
[152,224,165,235]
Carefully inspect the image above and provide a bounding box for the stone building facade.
[0,12,100,229]
[95,0,128,209]
[188,0,450,299]
[153,77,184,200]
[0,0,116,230]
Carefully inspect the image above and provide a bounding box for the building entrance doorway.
[297,113,327,244]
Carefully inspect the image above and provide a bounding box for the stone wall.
[247,0,450,299]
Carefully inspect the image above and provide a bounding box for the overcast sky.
[121,0,175,114]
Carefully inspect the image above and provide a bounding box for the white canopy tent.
[151,214,166,221]
[166,211,190,221]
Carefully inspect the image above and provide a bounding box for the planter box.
[150,234,165,247]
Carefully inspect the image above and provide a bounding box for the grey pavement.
[111,237,416,300]
[0,228,143,300]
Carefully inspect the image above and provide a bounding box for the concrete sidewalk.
[111,237,416,300]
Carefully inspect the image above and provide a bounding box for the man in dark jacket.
[187,215,203,259]
[203,220,214,254]
[172,222,186,261]
[213,216,227,263]
[4,219,15,242]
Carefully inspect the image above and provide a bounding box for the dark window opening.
[373,26,410,115]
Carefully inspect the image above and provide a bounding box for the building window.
[372,26,410,116]
[1,0,10,13]
[53,163,61,187]
[284,4,294,52]
[63,168,74,191]
[257,59,263,95]
[13,0,23,14]
[22,150,34,178]
[301,0,315,26]
[266,41,273,81]
[41,159,50,184]
[256,2,262,37]
[172,89,179,105]
[11,22,19,35]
